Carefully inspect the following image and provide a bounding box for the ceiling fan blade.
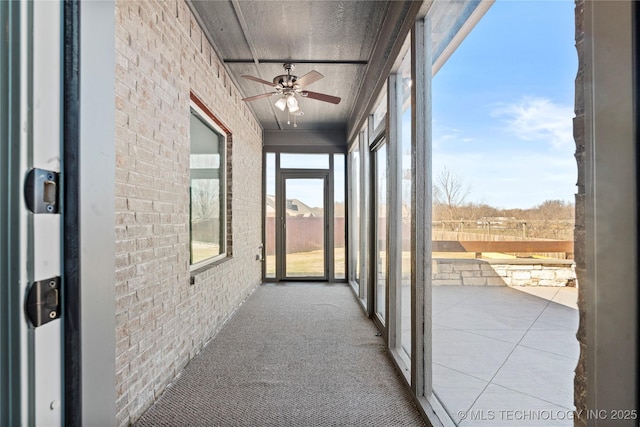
[241,92,276,102]
[302,91,341,105]
[241,75,276,87]
[295,71,323,88]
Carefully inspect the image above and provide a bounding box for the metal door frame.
[369,133,388,333]
[277,169,332,281]
[0,1,65,425]
[1,1,25,422]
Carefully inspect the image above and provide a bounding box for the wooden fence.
[264,216,573,259]
[432,240,574,259]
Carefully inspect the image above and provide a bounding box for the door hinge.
[24,168,59,214]
[26,277,61,327]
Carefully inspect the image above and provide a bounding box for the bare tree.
[532,199,574,220]
[526,199,574,239]
[433,167,472,221]
[191,181,220,222]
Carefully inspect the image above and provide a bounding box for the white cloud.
[491,97,574,149]
[432,127,473,149]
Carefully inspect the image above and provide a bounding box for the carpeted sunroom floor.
[134,283,425,426]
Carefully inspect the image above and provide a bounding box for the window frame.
[189,97,231,270]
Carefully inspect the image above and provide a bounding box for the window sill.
[190,255,233,284]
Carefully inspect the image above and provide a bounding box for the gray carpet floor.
[135,283,426,426]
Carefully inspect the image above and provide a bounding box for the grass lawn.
[192,241,221,264]
[266,248,520,278]
[266,248,345,277]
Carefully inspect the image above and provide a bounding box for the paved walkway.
[431,285,578,426]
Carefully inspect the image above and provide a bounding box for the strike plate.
[24,168,59,214]
[26,277,60,327]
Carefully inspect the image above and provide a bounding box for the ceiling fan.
[241,63,341,114]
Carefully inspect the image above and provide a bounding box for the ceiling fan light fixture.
[274,97,287,111]
[286,95,299,112]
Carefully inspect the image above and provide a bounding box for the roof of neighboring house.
[265,195,323,217]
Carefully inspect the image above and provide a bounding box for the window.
[372,87,388,132]
[264,153,276,278]
[398,46,412,360]
[334,153,345,279]
[348,146,361,290]
[280,153,329,169]
[189,102,228,267]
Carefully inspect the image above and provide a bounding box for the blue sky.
[430,0,577,209]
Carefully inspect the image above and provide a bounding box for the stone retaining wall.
[433,259,576,287]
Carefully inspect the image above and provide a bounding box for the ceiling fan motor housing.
[274,63,299,90]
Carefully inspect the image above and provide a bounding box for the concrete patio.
[431,285,578,426]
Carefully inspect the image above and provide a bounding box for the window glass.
[429,2,577,422]
[349,147,361,289]
[399,48,413,359]
[334,154,345,279]
[372,86,388,132]
[190,109,226,265]
[284,177,326,278]
[280,153,329,169]
[375,143,387,323]
[265,153,276,278]
[358,126,368,304]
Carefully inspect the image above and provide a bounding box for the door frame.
[1,1,66,424]
[277,169,332,281]
[369,132,388,333]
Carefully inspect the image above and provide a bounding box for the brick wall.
[114,1,263,424]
